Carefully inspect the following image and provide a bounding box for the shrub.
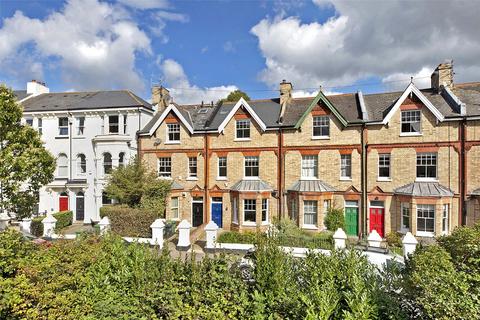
[30,216,44,237]
[385,231,402,247]
[324,207,345,231]
[0,229,36,277]
[217,231,258,244]
[100,205,157,237]
[54,211,73,231]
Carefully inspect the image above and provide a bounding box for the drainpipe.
[204,133,210,223]
[460,118,467,225]
[69,112,73,181]
[361,124,368,239]
[277,129,283,219]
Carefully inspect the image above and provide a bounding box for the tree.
[219,90,250,103]
[0,85,55,219]
[104,157,171,214]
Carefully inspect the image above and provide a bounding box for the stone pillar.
[402,232,418,258]
[0,211,10,231]
[177,219,191,251]
[98,216,110,235]
[150,219,165,248]
[205,220,219,250]
[367,230,382,248]
[21,218,32,233]
[42,214,57,237]
[333,228,347,250]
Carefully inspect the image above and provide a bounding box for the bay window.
[417,204,435,235]
[303,200,318,227]
[244,199,256,223]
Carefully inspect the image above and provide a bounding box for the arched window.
[102,191,112,205]
[57,154,68,177]
[77,154,86,174]
[103,153,112,175]
[119,152,125,168]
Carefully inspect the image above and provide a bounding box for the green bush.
[385,231,402,247]
[324,207,345,231]
[217,231,258,244]
[54,211,73,231]
[30,216,44,237]
[100,205,158,237]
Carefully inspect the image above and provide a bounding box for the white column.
[21,218,32,233]
[367,230,382,248]
[98,216,111,235]
[205,220,219,250]
[333,228,347,250]
[402,232,418,258]
[0,211,10,231]
[177,219,191,250]
[42,214,57,237]
[150,219,165,248]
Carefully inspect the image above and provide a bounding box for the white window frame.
[25,117,33,127]
[261,199,269,224]
[103,153,112,176]
[108,115,119,134]
[301,155,318,179]
[171,197,179,220]
[233,197,238,224]
[416,153,437,181]
[76,154,86,176]
[400,202,410,232]
[76,116,85,136]
[303,200,318,229]
[123,115,127,134]
[57,154,68,178]
[244,156,259,179]
[118,152,125,168]
[378,153,391,180]
[442,204,449,235]
[217,156,227,179]
[188,157,197,179]
[312,115,330,139]
[235,119,251,140]
[158,157,172,178]
[243,199,256,225]
[37,118,43,135]
[340,154,352,180]
[400,110,422,135]
[58,117,69,136]
[416,204,435,237]
[166,123,180,143]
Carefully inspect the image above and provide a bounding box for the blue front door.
[212,202,223,228]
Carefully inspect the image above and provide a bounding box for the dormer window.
[167,123,180,142]
[401,110,421,134]
[236,119,250,139]
[312,116,329,138]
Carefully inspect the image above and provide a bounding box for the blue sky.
[1,0,479,103]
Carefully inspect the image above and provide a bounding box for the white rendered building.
[14,81,154,223]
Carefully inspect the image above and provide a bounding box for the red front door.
[59,194,69,212]
[369,207,384,237]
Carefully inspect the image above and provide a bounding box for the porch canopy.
[287,179,336,193]
[231,179,273,192]
[394,182,454,197]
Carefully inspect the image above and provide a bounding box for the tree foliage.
[219,89,250,103]
[0,85,55,219]
[324,207,346,231]
[104,157,171,214]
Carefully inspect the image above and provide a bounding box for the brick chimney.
[26,80,49,95]
[431,60,454,92]
[280,80,293,106]
[152,85,170,113]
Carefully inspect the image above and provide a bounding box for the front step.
[189,222,207,244]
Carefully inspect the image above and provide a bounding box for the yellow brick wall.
[140,119,204,150]
[367,108,459,144]
[283,114,361,146]
[466,146,480,193]
[366,147,459,193]
[466,120,480,141]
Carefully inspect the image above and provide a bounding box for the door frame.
[191,197,204,227]
[75,192,85,221]
[344,200,359,236]
[368,201,385,237]
[210,197,223,228]
[59,192,69,212]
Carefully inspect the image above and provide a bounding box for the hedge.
[100,205,157,237]
[29,211,73,237]
[217,231,258,244]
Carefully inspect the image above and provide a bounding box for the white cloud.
[201,46,209,54]
[223,41,236,53]
[160,59,238,104]
[0,0,151,92]
[149,10,189,43]
[382,67,433,91]
[251,0,480,90]
[117,0,170,10]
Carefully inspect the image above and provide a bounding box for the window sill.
[399,132,422,137]
[377,177,392,182]
[232,221,239,225]
[301,177,318,180]
[242,222,256,227]
[398,229,410,234]
[186,177,198,181]
[243,176,260,180]
[302,225,318,230]
[72,136,86,139]
[416,231,434,238]
[165,141,180,145]
[339,177,352,181]
[158,176,173,180]
[311,136,330,140]
[55,135,69,139]
[234,138,251,142]
[261,221,270,226]
[415,178,438,182]
[216,177,228,181]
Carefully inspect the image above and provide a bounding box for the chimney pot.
[152,85,170,113]
[279,80,293,106]
[27,80,49,95]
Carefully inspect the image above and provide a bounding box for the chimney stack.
[27,80,49,95]
[152,85,170,113]
[431,60,454,93]
[279,80,293,106]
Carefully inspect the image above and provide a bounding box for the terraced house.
[138,62,480,239]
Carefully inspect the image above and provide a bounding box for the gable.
[295,90,348,129]
[147,104,194,136]
[218,97,267,133]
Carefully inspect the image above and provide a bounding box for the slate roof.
[287,179,336,192]
[230,179,273,192]
[140,82,480,135]
[13,90,31,101]
[18,90,152,112]
[394,182,454,197]
[170,181,184,190]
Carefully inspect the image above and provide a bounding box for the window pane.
[401,110,421,133]
[103,153,112,174]
[167,123,180,141]
[262,199,268,222]
[312,116,329,137]
[304,200,317,225]
[158,157,172,177]
[378,154,390,178]
[341,154,351,178]
[244,199,256,223]
[109,115,119,133]
[244,156,259,177]
[218,157,227,177]
[302,155,318,178]
[416,153,437,179]
[236,119,250,139]
[189,157,197,177]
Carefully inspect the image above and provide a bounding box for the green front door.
[345,207,358,236]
